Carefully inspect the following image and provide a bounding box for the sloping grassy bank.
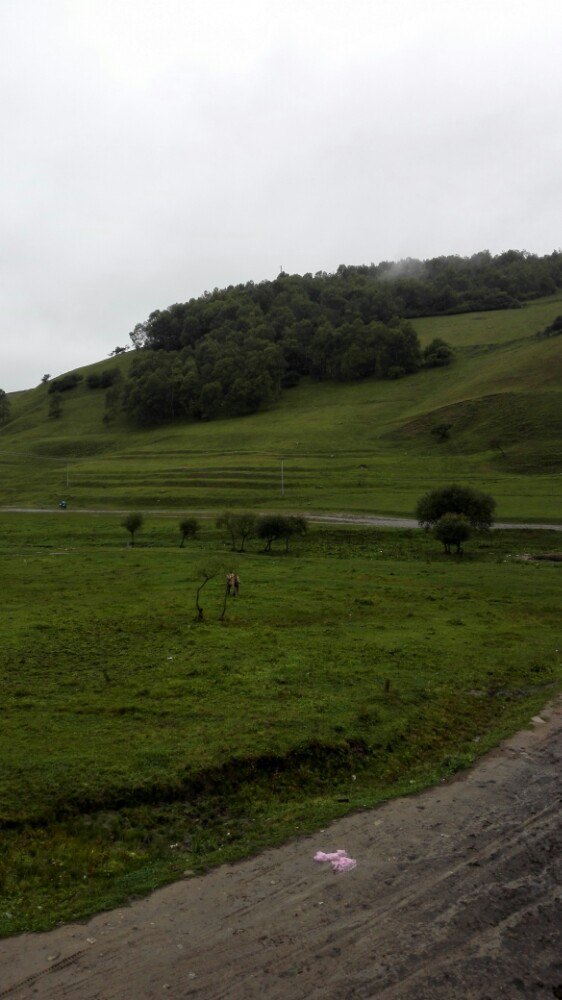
[1,297,562,518]
[0,514,560,935]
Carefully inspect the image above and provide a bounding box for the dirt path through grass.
[1,506,562,530]
[1,703,560,999]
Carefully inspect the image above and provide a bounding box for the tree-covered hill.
[2,249,562,519]
[1,287,561,520]
[117,249,562,428]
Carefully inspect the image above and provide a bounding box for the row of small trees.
[121,486,494,555]
[121,511,308,553]
[216,511,307,552]
[122,513,201,547]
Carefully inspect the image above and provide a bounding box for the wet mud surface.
[1,705,560,999]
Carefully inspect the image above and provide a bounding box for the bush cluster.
[216,511,307,553]
[86,368,122,390]
[48,373,83,394]
[416,484,496,555]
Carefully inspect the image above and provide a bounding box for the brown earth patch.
[0,704,560,999]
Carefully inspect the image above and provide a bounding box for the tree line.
[122,489,494,556]
[122,510,307,554]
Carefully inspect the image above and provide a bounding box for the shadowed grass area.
[0,514,560,934]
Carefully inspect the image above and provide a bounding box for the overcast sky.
[2,0,562,391]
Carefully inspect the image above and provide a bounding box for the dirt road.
[1,705,560,1000]
[308,513,562,532]
[1,506,561,531]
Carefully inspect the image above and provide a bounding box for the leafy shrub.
[416,484,495,531]
[423,338,454,368]
[48,373,83,394]
[86,368,122,389]
[256,514,308,553]
[433,513,471,554]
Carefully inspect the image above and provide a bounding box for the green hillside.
[2,297,561,521]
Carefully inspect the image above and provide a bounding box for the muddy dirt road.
[1,704,560,999]
[2,507,562,531]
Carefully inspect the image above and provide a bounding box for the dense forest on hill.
[103,250,562,426]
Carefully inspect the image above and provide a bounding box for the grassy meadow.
[0,512,560,935]
[1,296,561,520]
[0,296,560,935]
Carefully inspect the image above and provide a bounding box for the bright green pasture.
[413,295,562,347]
[1,298,561,519]
[0,514,560,935]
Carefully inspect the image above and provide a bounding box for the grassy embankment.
[1,297,561,520]
[0,513,560,935]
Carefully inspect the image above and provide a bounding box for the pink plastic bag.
[314,849,357,873]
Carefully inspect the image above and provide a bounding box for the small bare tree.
[194,559,224,621]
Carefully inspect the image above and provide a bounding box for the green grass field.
[1,513,560,935]
[1,297,561,520]
[0,298,560,935]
